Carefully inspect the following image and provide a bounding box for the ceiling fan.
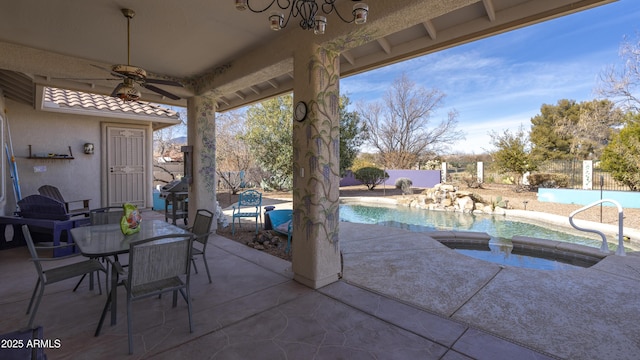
[92,8,183,101]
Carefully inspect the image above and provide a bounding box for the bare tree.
[358,73,464,169]
[153,107,187,186]
[598,33,640,112]
[215,110,254,194]
[153,108,187,161]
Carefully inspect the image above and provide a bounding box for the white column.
[187,95,217,228]
[583,160,593,190]
[291,42,341,289]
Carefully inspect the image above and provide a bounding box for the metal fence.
[444,160,632,191]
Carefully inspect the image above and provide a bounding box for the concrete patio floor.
[1,210,639,359]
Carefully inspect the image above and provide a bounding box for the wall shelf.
[27,145,75,160]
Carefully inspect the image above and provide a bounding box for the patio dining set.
[2,197,215,356]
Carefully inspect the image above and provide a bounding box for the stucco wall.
[3,98,155,214]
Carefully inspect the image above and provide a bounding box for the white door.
[106,126,146,207]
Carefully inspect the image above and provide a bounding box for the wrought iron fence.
[443,160,632,191]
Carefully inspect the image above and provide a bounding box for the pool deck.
[1,209,639,359]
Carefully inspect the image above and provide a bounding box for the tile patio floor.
[1,210,639,359]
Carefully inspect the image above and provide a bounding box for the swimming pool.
[339,201,618,268]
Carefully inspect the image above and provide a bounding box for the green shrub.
[354,167,388,190]
[528,173,569,188]
[395,177,413,194]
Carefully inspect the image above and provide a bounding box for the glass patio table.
[70,219,192,333]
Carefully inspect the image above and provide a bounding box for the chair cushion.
[274,220,292,234]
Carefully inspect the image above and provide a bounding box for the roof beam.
[482,0,496,22]
[377,38,392,55]
[423,20,437,40]
[266,79,279,89]
[342,51,356,66]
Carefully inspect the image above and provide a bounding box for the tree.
[353,167,388,190]
[555,99,625,159]
[600,115,640,190]
[242,95,294,190]
[215,110,254,194]
[530,99,624,161]
[529,99,578,161]
[489,125,538,187]
[598,33,640,112]
[339,95,367,175]
[153,107,187,185]
[241,93,363,190]
[358,73,463,169]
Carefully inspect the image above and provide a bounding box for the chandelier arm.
[296,0,319,30]
[245,0,291,13]
[321,0,355,24]
[280,5,297,29]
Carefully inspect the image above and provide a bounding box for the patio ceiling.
[0,0,616,111]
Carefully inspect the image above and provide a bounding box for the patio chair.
[22,225,105,328]
[188,209,214,283]
[96,233,194,354]
[75,206,125,291]
[231,189,262,235]
[38,185,91,217]
[89,206,124,225]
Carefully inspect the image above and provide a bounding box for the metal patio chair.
[188,209,215,283]
[22,225,105,328]
[231,189,262,235]
[96,233,194,354]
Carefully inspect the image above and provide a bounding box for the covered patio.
[1,1,632,358]
[2,210,639,358]
[0,0,617,287]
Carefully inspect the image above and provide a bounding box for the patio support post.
[187,95,217,229]
[291,41,341,289]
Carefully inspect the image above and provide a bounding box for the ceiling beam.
[482,0,497,21]
[342,51,356,66]
[377,37,392,55]
[423,20,437,40]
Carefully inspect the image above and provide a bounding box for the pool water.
[339,202,615,269]
[451,240,598,270]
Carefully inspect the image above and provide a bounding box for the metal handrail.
[568,199,625,256]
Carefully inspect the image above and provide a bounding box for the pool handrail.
[568,199,625,256]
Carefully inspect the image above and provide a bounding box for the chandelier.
[235,0,369,35]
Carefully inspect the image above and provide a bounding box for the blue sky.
[341,0,640,154]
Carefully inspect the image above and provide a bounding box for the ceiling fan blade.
[51,77,121,81]
[90,64,127,79]
[141,83,181,100]
[110,83,125,98]
[145,78,183,87]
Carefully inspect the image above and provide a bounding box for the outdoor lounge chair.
[267,209,293,253]
[38,185,91,217]
[231,190,262,235]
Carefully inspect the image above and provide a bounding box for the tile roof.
[43,87,180,120]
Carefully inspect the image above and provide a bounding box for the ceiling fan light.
[269,12,284,31]
[117,84,141,101]
[353,3,368,25]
